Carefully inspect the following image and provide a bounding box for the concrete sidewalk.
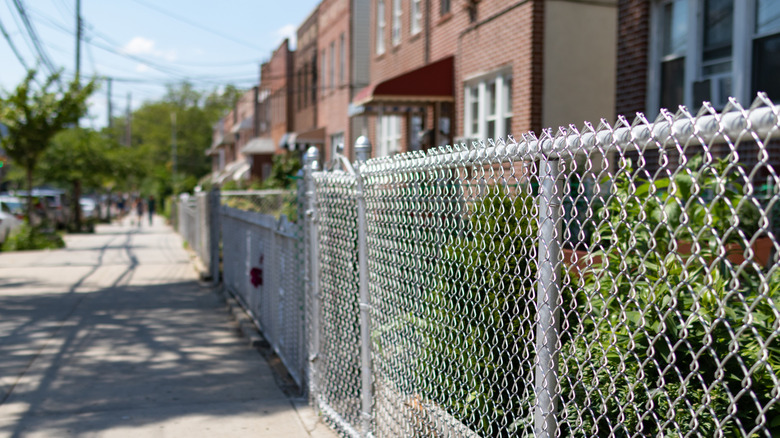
[0,216,337,438]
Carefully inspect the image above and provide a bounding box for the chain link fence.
[177,96,780,437]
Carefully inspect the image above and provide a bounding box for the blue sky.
[0,0,321,129]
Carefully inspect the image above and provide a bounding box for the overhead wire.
[10,0,57,75]
[0,14,30,70]
[126,0,264,52]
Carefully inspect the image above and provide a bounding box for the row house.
[350,0,618,159]
[615,0,780,183]
[207,86,258,184]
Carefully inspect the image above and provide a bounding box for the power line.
[127,0,264,52]
[0,15,30,70]
[10,0,57,75]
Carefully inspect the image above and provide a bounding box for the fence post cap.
[305,146,320,163]
[354,136,372,153]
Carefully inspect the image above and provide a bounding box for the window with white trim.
[464,71,513,141]
[411,0,422,35]
[377,0,386,54]
[377,115,402,157]
[392,0,402,46]
[330,132,344,161]
[650,0,780,113]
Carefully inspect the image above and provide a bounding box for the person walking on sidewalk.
[147,195,156,225]
[135,198,144,227]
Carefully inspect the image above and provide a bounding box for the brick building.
[314,0,371,162]
[616,0,780,118]
[350,0,618,158]
[291,7,325,152]
[615,0,780,183]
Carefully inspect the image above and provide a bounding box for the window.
[464,72,513,140]
[392,0,402,46]
[752,0,780,100]
[410,115,423,151]
[377,115,402,157]
[329,41,335,90]
[321,49,326,96]
[411,0,422,35]
[441,0,450,16]
[340,33,345,85]
[377,0,386,54]
[650,0,780,113]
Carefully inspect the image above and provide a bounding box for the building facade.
[616,0,780,118]
[351,0,618,159]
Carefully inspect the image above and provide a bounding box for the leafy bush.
[562,156,779,436]
[411,186,538,436]
[2,222,65,251]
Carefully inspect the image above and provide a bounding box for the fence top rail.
[220,189,292,196]
[359,98,779,175]
[220,205,299,238]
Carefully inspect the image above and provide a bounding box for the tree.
[40,128,117,230]
[0,70,96,222]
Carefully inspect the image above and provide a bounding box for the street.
[0,216,335,438]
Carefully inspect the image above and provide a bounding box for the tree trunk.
[73,179,82,231]
[25,166,33,225]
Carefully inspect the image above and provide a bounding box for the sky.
[0,0,321,129]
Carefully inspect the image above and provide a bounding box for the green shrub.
[410,186,539,437]
[563,156,779,437]
[2,222,65,251]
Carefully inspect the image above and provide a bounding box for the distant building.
[291,6,326,155]
[349,0,618,158]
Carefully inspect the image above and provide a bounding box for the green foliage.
[103,82,242,199]
[412,186,538,437]
[0,69,96,221]
[563,156,779,437]
[258,153,302,190]
[1,222,65,251]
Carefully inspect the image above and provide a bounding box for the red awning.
[352,56,454,106]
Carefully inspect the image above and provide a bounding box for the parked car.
[80,197,97,220]
[0,196,23,243]
[12,189,70,229]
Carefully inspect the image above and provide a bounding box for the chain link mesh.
[313,97,780,437]
[313,170,364,437]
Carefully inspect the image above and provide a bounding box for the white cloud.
[122,36,178,63]
[135,63,151,73]
[123,36,156,55]
[275,24,297,50]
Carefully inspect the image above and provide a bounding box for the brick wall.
[318,0,352,160]
[615,0,649,118]
[294,7,319,134]
[457,0,543,137]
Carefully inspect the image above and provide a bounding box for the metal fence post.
[534,156,562,438]
[354,136,373,437]
[304,147,322,401]
[209,187,221,285]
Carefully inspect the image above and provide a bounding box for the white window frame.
[411,0,422,35]
[464,70,513,141]
[392,0,402,46]
[377,114,402,157]
[648,0,779,115]
[376,0,386,55]
[330,132,344,160]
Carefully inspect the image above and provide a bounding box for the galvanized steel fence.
[181,96,780,438]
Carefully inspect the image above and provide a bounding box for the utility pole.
[171,112,177,196]
[107,77,113,128]
[125,92,132,146]
[75,0,81,82]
